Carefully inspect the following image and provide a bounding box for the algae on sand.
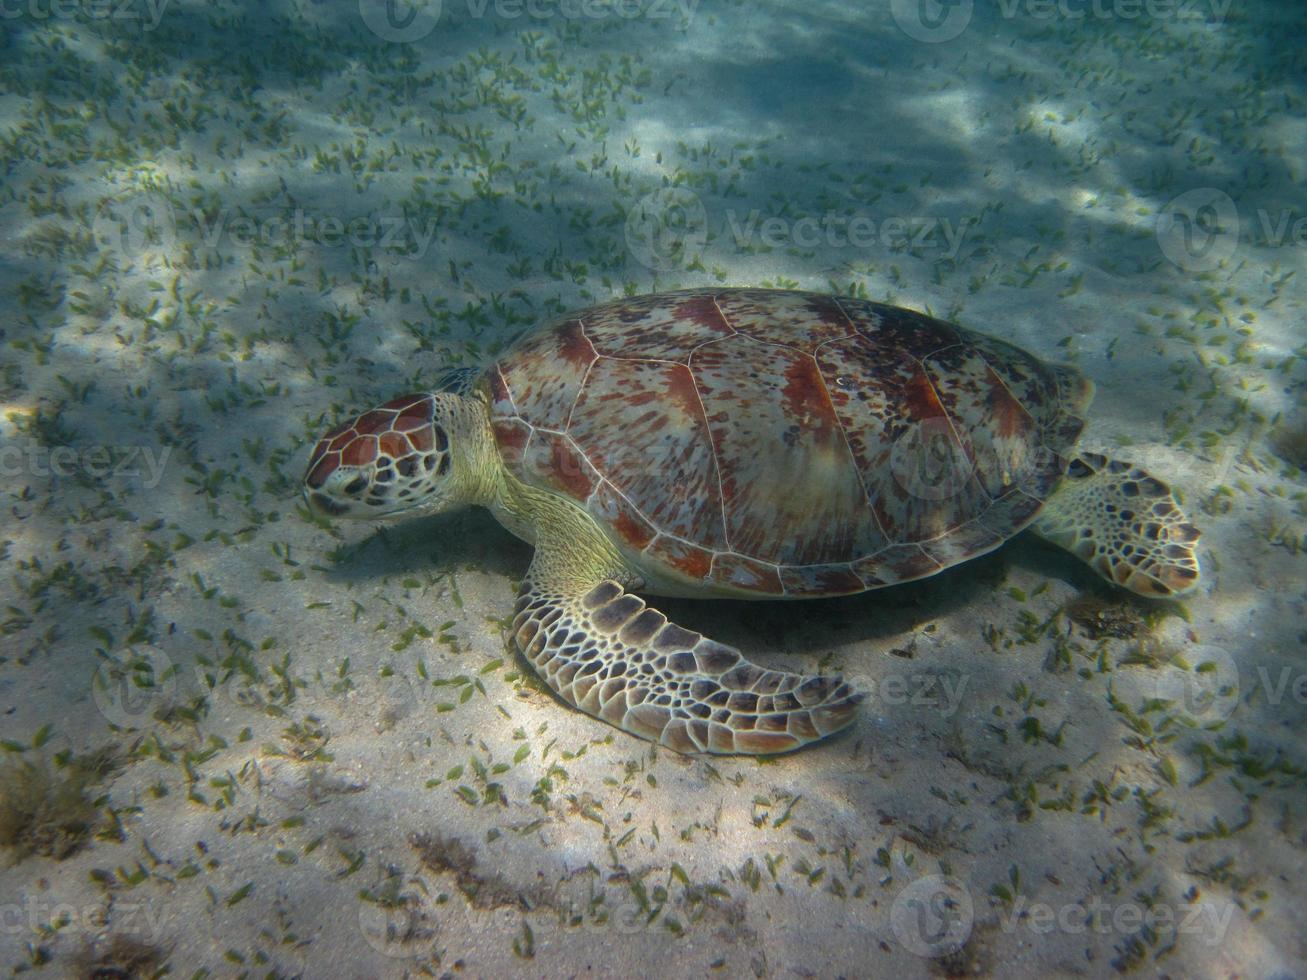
[0,749,117,861]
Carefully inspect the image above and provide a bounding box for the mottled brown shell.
[485,289,1090,597]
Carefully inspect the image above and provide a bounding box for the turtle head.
[303,392,470,520]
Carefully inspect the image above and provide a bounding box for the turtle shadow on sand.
[656,535,1107,666]
[322,508,1015,657]
[323,509,1124,673]
[312,508,530,588]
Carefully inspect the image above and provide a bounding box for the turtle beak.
[304,487,349,518]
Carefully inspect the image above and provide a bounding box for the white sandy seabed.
[0,1,1304,977]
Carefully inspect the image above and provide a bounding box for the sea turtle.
[303,289,1200,755]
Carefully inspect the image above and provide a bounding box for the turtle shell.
[484,289,1091,597]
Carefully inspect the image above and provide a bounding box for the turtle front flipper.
[1032,452,1201,597]
[511,578,863,755]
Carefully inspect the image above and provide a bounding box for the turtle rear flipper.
[512,576,862,755]
[1032,452,1201,597]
